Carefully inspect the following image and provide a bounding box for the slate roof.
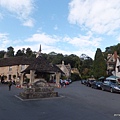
[0,55,64,74]
[0,56,35,67]
[57,63,71,73]
[21,55,64,74]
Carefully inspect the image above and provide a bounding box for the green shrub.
[70,73,81,81]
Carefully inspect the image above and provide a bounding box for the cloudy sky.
[0,0,120,59]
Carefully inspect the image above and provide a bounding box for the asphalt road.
[0,81,120,120]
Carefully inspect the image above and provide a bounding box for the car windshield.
[110,80,116,83]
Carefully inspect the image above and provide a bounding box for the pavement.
[0,82,120,120]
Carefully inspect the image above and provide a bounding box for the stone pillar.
[20,73,24,87]
[56,72,60,87]
[30,70,35,84]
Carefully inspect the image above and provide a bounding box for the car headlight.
[114,86,120,90]
[97,85,100,87]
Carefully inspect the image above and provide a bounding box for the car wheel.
[102,87,104,91]
[110,88,114,93]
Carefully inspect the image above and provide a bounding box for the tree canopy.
[93,48,107,79]
[0,46,107,80]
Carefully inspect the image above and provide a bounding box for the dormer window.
[21,65,25,71]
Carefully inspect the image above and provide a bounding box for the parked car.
[101,80,120,93]
[91,81,103,89]
[86,80,96,87]
[81,80,86,84]
[67,79,72,84]
[64,80,69,85]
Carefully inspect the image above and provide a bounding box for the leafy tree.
[93,48,107,79]
[79,54,93,78]
[0,50,6,58]
[52,53,64,64]
[22,48,25,54]
[16,49,25,56]
[105,43,120,56]
[31,51,37,58]
[7,46,14,57]
[26,48,33,57]
[49,52,57,55]
[70,73,81,81]
[64,54,81,68]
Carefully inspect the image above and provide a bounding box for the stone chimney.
[4,52,8,58]
[114,51,118,61]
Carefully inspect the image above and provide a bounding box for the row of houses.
[1,45,119,85]
[0,46,79,86]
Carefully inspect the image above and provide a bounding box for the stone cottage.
[0,56,34,83]
[0,46,63,86]
[56,61,71,79]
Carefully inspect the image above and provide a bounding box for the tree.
[49,52,57,56]
[64,54,81,68]
[52,53,64,64]
[80,54,93,79]
[7,46,14,57]
[26,48,33,57]
[93,48,107,79]
[16,49,25,56]
[0,50,6,58]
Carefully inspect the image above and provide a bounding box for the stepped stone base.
[19,79,58,99]
[19,91,58,99]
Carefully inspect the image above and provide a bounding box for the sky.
[0,0,120,59]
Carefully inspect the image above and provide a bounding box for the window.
[9,75,11,80]
[117,65,120,72]
[9,66,12,71]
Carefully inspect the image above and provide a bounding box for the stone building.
[0,56,34,82]
[107,51,118,76]
[0,46,63,86]
[56,61,71,79]
[106,51,120,78]
[21,52,63,86]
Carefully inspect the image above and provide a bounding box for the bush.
[70,73,81,81]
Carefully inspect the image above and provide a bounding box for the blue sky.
[0,0,120,59]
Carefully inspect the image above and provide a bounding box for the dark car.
[81,80,86,84]
[86,80,96,87]
[101,80,120,93]
[91,81,103,89]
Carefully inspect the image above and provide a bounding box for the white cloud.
[23,19,34,27]
[63,33,102,48]
[0,33,10,49]
[23,31,101,59]
[0,0,35,27]
[0,31,99,59]
[25,33,60,44]
[68,0,120,34]
[117,35,120,42]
